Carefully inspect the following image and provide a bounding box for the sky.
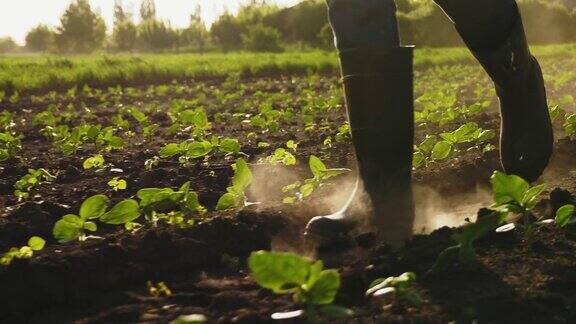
[0,0,301,45]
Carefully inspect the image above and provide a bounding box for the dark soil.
[1,72,576,323]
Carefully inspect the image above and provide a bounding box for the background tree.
[140,0,157,21]
[25,25,54,52]
[112,0,137,51]
[241,24,283,52]
[210,13,243,51]
[180,5,209,50]
[54,0,106,53]
[138,19,178,51]
[0,37,18,54]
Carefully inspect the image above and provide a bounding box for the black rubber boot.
[305,47,415,247]
[437,0,553,182]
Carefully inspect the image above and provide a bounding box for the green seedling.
[83,154,106,170]
[14,168,57,199]
[53,195,109,242]
[216,158,253,210]
[138,181,205,226]
[144,156,160,170]
[259,148,297,166]
[283,156,350,204]
[167,107,211,138]
[108,177,127,191]
[555,204,576,234]
[491,171,546,234]
[366,272,422,308]
[54,194,144,243]
[0,110,16,130]
[147,281,172,297]
[159,136,241,163]
[431,122,495,161]
[431,210,507,273]
[0,131,22,162]
[249,251,353,321]
[129,107,158,138]
[0,236,46,266]
[564,113,576,139]
[335,123,351,143]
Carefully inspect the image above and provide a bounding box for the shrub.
[242,24,283,52]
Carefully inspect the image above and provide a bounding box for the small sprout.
[14,168,56,199]
[259,148,296,166]
[83,154,105,170]
[431,210,506,273]
[108,177,127,191]
[216,158,253,210]
[555,204,576,233]
[283,156,350,203]
[145,156,160,170]
[335,123,351,142]
[147,281,172,297]
[1,236,46,266]
[366,272,422,308]
[286,140,298,151]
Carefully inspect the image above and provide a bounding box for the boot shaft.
[339,47,414,195]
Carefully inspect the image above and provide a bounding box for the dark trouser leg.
[435,0,553,181]
[306,0,415,247]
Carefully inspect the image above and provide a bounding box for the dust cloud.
[412,184,493,234]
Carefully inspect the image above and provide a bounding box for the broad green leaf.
[53,214,83,243]
[556,205,575,227]
[28,236,45,251]
[184,192,204,213]
[159,143,182,158]
[477,129,496,142]
[453,122,479,142]
[219,138,241,154]
[322,168,351,180]
[419,135,437,154]
[83,154,105,170]
[0,149,8,161]
[100,199,140,225]
[216,192,238,210]
[522,184,546,210]
[413,151,425,168]
[232,158,252,192]
[432,141,452,160]
[248,251,311,294]
[83,221,98,232]
[309,155,326,178]
[308,270,340,305]
[137,188,183,209]
[491,171,529,206]
[79,195,110,220]
[300,183,315,198]
[187,141,213,158]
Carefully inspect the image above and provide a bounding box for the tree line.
[1,0,576,54]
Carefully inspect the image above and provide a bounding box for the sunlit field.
[1,44,575,94]
[2,44,576,322]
